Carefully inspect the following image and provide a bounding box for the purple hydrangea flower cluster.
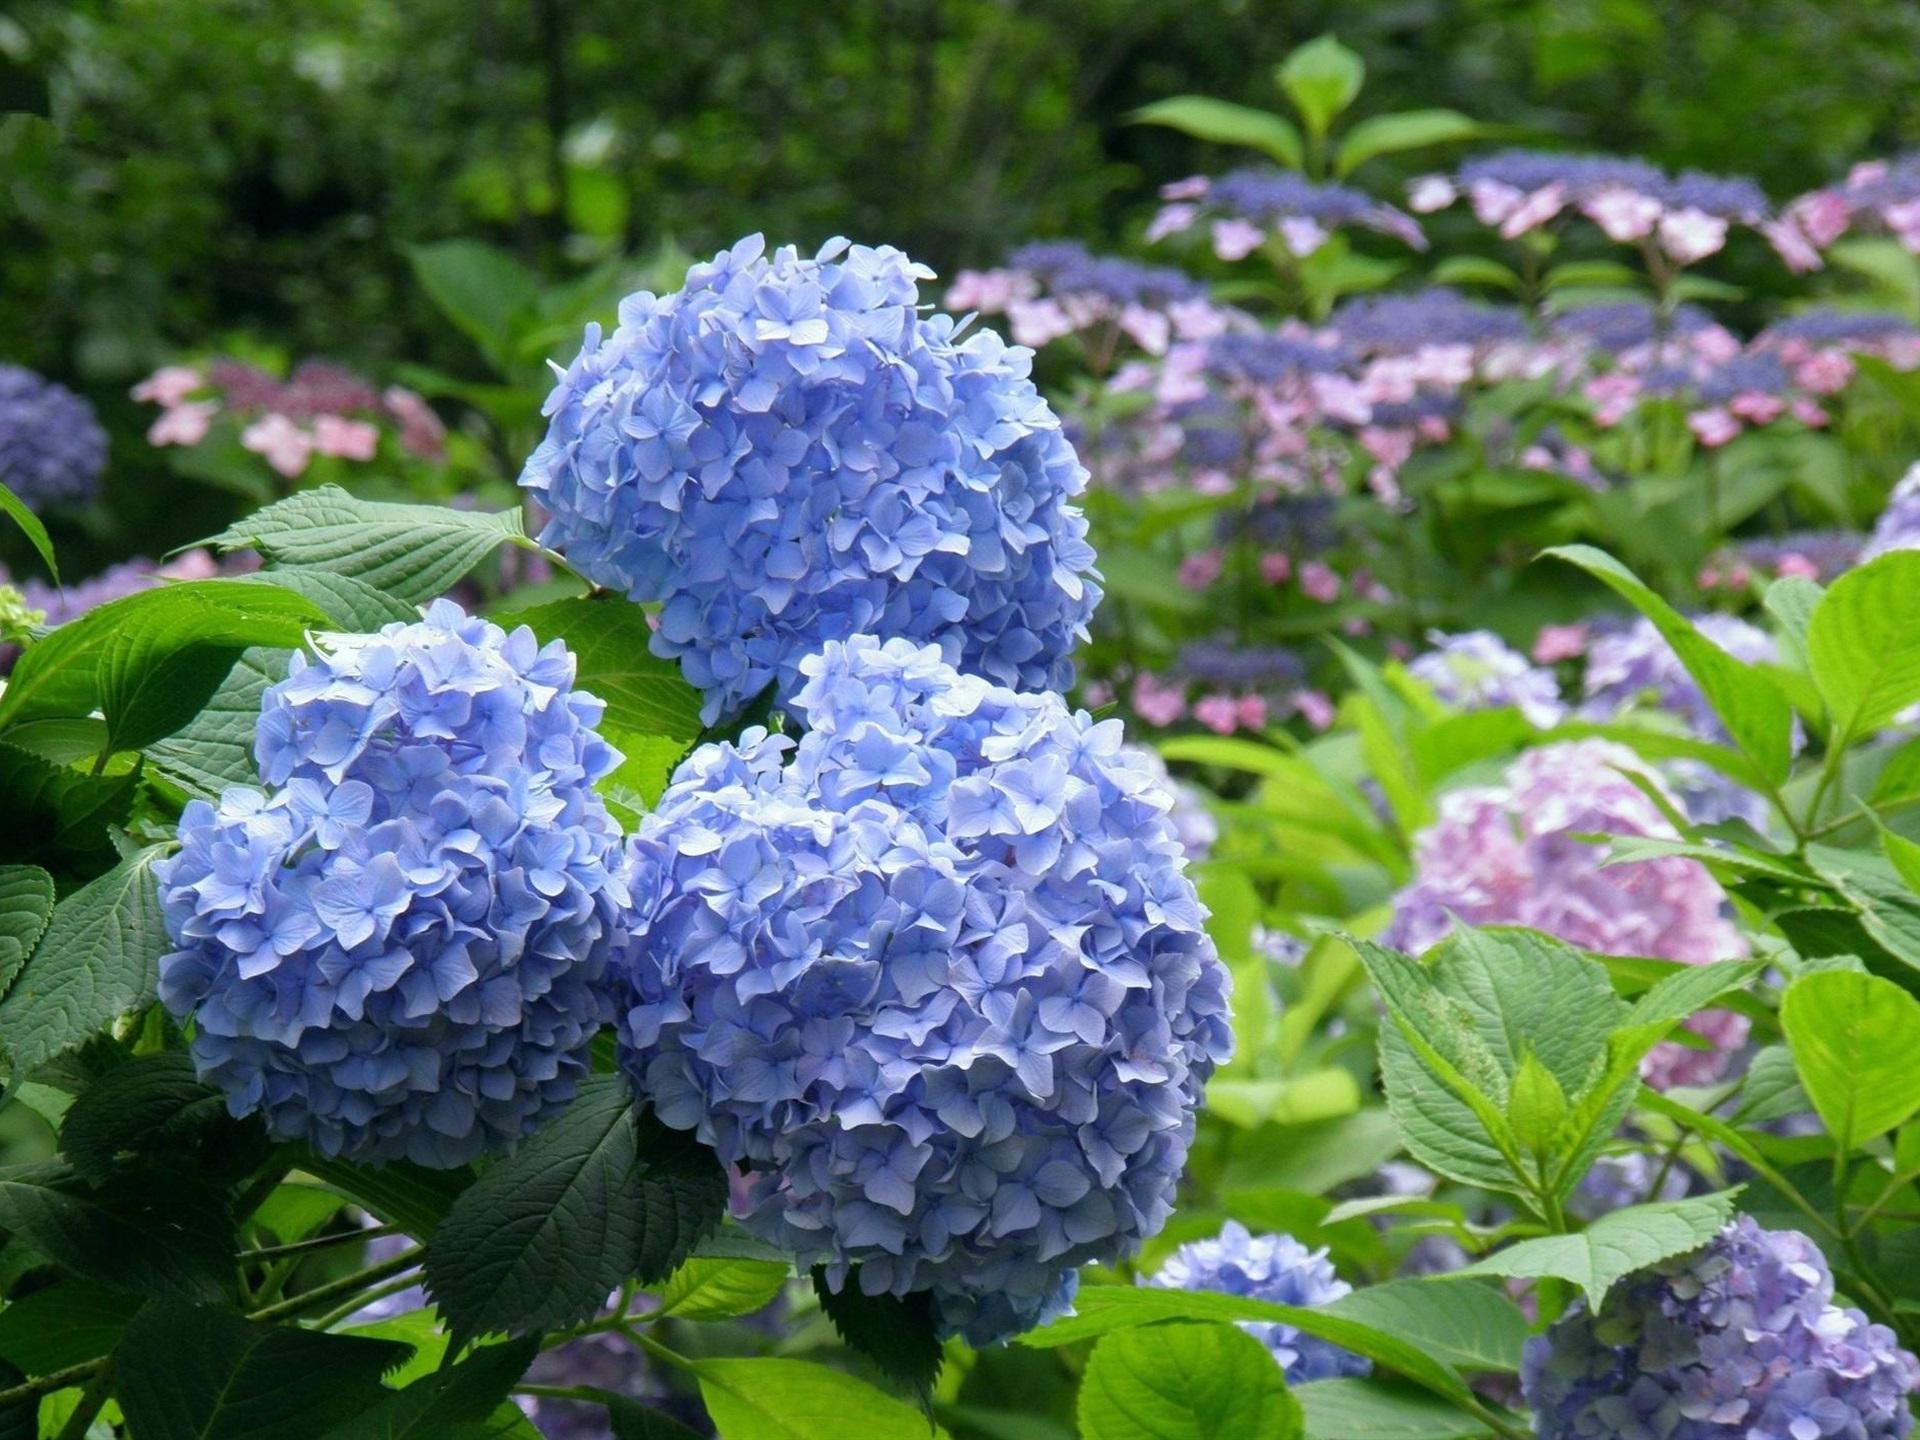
[155,600,628,1167]
[1406,629,1566,727]
[0,364,107,510]
[1387,740,1748,1090]
[1329,289,1529,355]
[944,241,1216,357]
[521,235,1101,725]
[1144,1222,1370,1383]
[1412,151,1768,264]
[1523,1216,1920,1439]
[1149,168,1426,260]
[1862,463,1920,562]
[611,635,1231,1345]
[1548,303,1722,358]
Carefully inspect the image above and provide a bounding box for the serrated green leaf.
[1128,97,1303,168]
[0,866,54,998]
[1293,1378,1497,1439]
[1544,546,1794,781]
[0,847,168,1075]
[0,1161,233,1300]
[146,647,284,800]
[320,1337,540,1440]
[117,1300,411,1440]
[301,1154,474,1241]
[1807,550,1920,743]
[1458,1191,1740,1307]
[1080,1321,1302,1440]
[656,1256,789,1320]
[693,1356,950,1440]
[424,1079,724,1343]
[1781,969,1920,1150]
[240,569,418,632]
[811,1267,943,1398]
[59,1050,264,1182]
[206,487,525,604]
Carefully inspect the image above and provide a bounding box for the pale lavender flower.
[1406,630,1565,727]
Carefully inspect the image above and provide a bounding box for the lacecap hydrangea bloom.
[0,363,107,510]
[155,600,628,1167]
[611,635,1231,1344]
[1523,1216,1919,1439]
[1406,629,1566,727]
[520,234,1101,725]
[1145,1222,1370,1383]
[1387,740,1748,1090]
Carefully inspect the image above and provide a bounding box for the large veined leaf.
[146,647,286,799]
[206,487,526,604]
[0,846,170,1075]
[692,1357,952,1440]
[0,1161,233,1300]
[1781,969,1920,1151]
[0,866,55,998]
[1458,1191,1739,1307]
[1079,1322,1302,1440]
[1806,550,1920,744]
[1293,1379,1496,1440]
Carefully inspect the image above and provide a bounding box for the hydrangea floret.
[155,600,628,1167]
[609,635,1232,1344]
[1523,1216,1920,1438]
[1144,1222,1370,1383]
[520,234,1101,724]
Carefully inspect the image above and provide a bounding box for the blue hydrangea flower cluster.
[1406,629,1566,727]
[610,635,1231,1345]
[155,600,629,1167]
[1523,1216,1920,1439]
[1144,1222,1370,1383]
[0,364,107,510]
[520,234,1101,725]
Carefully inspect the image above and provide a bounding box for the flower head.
[1145,1223,1369,1382]
[1524,1216,1919,1439]
[0,365,107,510]
[1151,169,1426,257]
[1387,740,1747,1089]
[1406,630,1565,727]
[155,600,628,1167]
[521,235,1101,724]
[610,635,1231,1344]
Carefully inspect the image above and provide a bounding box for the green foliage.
[692,1356,951,1440]
[1781,970,1920,1150]
[1079,1322,1303,1440]
[1457,1191,1741,1307]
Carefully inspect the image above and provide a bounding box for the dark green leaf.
[0,480,57,582]
[205,486,525,605]
[811,1266,943,1398]
[0,846,169,1076]
[60,1050,265,1182]
[0,1280,137,1374]
[0,866,54,999]
[405,240,541,373]
[241,569,418,631]
[608,1398,708,1440]
[301,1154,475,1241]
[0,1161,233,1300]
[321,1336,540,1440]
[117,1299,411,1440]
[0,742,138,882]
[147,648,285,800]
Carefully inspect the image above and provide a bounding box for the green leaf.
[491,598,703,740]
[1804,844,1920,978]
[1293,1378,1497,1439]
[0,1161,233,1300]
[1881,818,1920,897]
[0,579,325,750]
[1508,1053,1569,1156]
[59,1050,263,1182]
[301,1154,475,1240]
[1277,35,1365,137]
[1021,1286,1480,1414]
[1780,969,1920,1150]
[1806,550,1920,744]
[1544,545,1795,781]
[0,743,136,881]
[0,1280,135,1374]
[0,866,54,998]
[117,1299,411,1440]
[146,647,284,800]
[424,1078,724,1343]
[0,847,169,1076]
[320,1337,540,1440]
[1080,1322,1302,1440]
[405,240,541,374]
[241,569,419,632]
[1458,1191,1740,1307]
[656,1256,789,1320]
[810,1267,943,1398]
[1334,109,1481,176]
[1427,257,1522,294]
[693,1356,950,1440]
[1320,1278,1526,1373]
[0,481,56,582]
[1128,97,1303,168]
[607,1399,709,1440]
[206,486,526,605]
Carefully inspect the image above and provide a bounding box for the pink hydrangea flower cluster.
[1388,740,1750,1090]
[133,359,446,478]
[1772,156,1920,267]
